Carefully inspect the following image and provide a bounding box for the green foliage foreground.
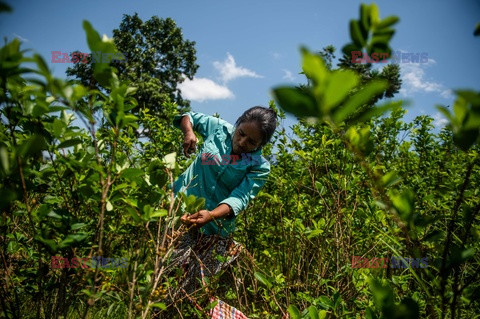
[1,3,479,319]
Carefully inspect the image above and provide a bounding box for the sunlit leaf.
[323,70,358,112]
[308,305,319,319]
[163,152,177,170]
[301,47,328,87]
[287,305,301,319]
[333,80,388,123]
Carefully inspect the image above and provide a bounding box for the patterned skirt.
[154,228,245,318]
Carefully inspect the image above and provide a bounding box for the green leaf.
[71,223,87,230]
[369,278,395,314]
[254,272,273,289]
[52,118,66,138]
[448,246,476,267]
[126,207,142,224]
[301,48,328,87]
[185,194,196,208]
[33,54,51,78]
[394,297,419,319]
[423,230,444,242]
[287,305,301,319]
[368,43,391,58]
[342,43,362,57]
[0,187,17,210]
[453,96,468,123]
[32,103,49,117]
[375,16,399,30]
[436,105,454,125]
[307,228,323,239]
[453,128,479,151]
[381,171,402,188]
[83,20,103,52]
[18,135,48,157]
[82,20,119,88]
[350,19,366,47]
[120,168,144,181]
[333,80,388,123]
[350,100,404,124]
[0,2,12,12]
[390,189,414,223]
[59,233,88,249]
[317,296,333,309]
[163,152,177,170]
[122,114,139,129]
[323,70,359,112]
[346,125,373,155]
[455,90,480,109]
[0,146,10,174]
[192,197,206,212]
[369,3,380,26]
[149,303,167,310]
[34,235,58,254]
[150,209,168,219]
[308,306,319,319]
[272,86,317,118]
[365,307,378,319]
[148,160,168,187]
[360,4,371,37]
[57,138,83,149]
[370,33,395,47]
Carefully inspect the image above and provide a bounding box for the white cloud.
[213,53,262,83]
[13,33,29,42]
[433,111,449,127]
[178,77,234,102]
[440,89,453,99]
[400,63,451,99]
[272,52,282,60]
[282,69,295,81]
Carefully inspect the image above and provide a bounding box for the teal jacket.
[173,111,271,237]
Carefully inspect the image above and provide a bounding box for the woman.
[162,106,276,315]
[173,106,277,236]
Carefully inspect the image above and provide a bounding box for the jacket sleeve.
[173,111,228,139]
[218,161,270,216]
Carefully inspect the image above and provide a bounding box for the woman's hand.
[183,131,197,157]
[181,210,213,227]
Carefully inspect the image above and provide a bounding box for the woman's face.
[232,121,263,155]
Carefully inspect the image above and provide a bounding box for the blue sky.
[2,0,480,131]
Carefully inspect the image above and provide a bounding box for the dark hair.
[235,106,277,147]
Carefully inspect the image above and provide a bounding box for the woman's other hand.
[183,131,197,157]
[181,210,213,227]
